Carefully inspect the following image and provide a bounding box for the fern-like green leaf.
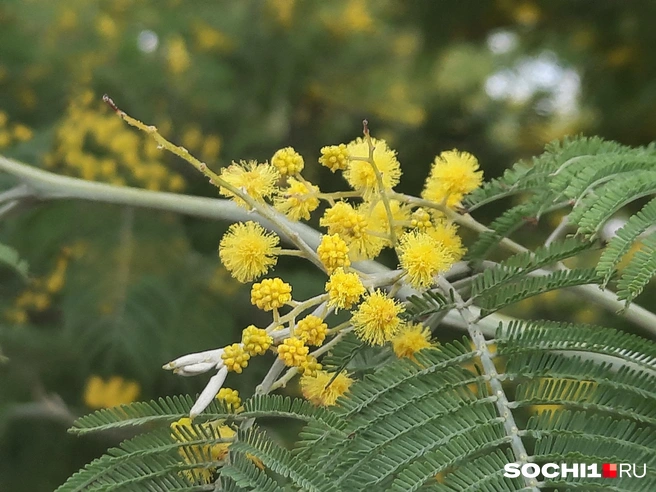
[464,136,625,211]
[56,426,230,492]
[70,394,341,435]
[570,173,656,235]
[515,378,656,425]
[597,196,656,287]
[463,162,538,212]
[423,448,524,491]
[616,232,656,304]
[242,394,346,431]
[219,453,280,492]
[403,290,453,320]
[228,427,335,492]
[505,351,656,401]
[470,237,595,298]
[476,268,603,317]
[70,395,225,434]
[526,410,656,460]
[496,319,656,373]
[319,331,364,370]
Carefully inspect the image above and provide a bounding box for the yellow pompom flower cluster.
[277,337,309,367]
[422,150,483,207]
[44,91,185,191]
[250,277,292,311]
[83,375,141,409]
[345,137,402,199]
[271,147,304,176]
[351,290,405,345]
[396,219,466,290]
[216,388,241,411]
[170,418,235,484]
[298,355,322,377]
[275,178,320,221]
[426,220,466,263]
[301,370,354,407]
[221,343,250,373]
[241,325,273,356]
[219,160,280,208]
[397,231,455,289]
[320,202,386,260]
[369,199,410,239]
[219,222,280,283]
[319,144,349,172]
[317,234,351,273]
[0,110,33,149]
[298,355,322,376]
[6,247,73,325]
[325,268,365,310]
[392,323,434,359]
[295,315,328,346]
[410,208,432,230]
[118,113,486,414]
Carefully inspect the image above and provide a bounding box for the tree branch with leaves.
[2,100,656,491]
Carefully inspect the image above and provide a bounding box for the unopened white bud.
[173,361,217,376]
[162,348,223,370]
[189,366,229,418]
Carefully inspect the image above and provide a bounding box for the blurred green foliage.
[1,0,655,490]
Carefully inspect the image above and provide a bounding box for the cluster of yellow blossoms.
[43,91,187,191]
[169,417,236,483]
[0,111,33,150]
[5,247,74,325]
[169,387,254,483]
[83,375,140,409]
[210,132,483,408]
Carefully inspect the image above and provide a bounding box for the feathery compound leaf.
[505,351,656,401]
[570,172,656,235]
[526,410,656,459]
[242,394,345,431]
[69,396,232,434]
[464,135,623,211]
[470,237,595,298]
[219,453,280,492]
[597,196,656,287]
[56,427,231,492]
[496,319,656,372]
[463,162,538,211]
[515,378,656,425]
[319,331,364,370]
[387,422,508,492]
[229,427,335,492]
[336,341,476,417]
[333,403,501,489]
[403,289,452,320]
[552,153,656,201]
[615,232,656,305]
[429,448,524,492]
[475,268,603,317]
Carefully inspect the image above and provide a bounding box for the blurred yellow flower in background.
[83,375,140,409]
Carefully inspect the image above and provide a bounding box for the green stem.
[357,122,397,245]
[436,276,538,491]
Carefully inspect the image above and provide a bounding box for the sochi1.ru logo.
[503,462,647,479]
